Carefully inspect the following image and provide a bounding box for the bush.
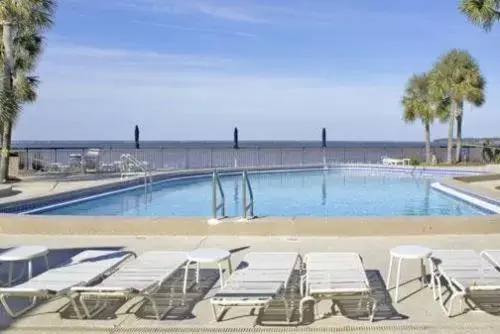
[408,155,420,166]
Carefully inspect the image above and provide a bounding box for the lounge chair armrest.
[70,286,139,294]
[0,288,57,297]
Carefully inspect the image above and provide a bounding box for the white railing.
[120,154,153,190]
[241,170,254,220]
[211,171,225,220]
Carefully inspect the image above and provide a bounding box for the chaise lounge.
[0,250,135,318]
[210,252,302,322]
[300,252,377,322]
[429,249,500,317]
[70,251,188,320]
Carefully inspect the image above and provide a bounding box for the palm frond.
[401,72,442,126]
[428,49,486,108]
[0,88,19,129]
[459,0,500,31]
[0,0,56,30]
[13,73,38,103]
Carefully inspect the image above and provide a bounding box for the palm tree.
[1,25,42,135]
[0,0,55,182]
[401,73,448,164]
[428,49,485,163]
[460,0,500,31]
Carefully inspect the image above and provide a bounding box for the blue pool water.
[37,169,486,216]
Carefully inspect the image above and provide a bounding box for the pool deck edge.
[1,214,500,236]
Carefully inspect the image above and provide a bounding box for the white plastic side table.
[386,245,432,303]
[0,246,50,286]
[182,248,232,293]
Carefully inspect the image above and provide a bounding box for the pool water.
[38,169,486,216]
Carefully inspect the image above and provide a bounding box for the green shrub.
[408,155,420,166]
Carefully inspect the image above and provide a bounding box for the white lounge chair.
[381,157,410,166]
[429,249,500,317]
[70,251,187,320]
[210,252,302,322]
[0,250,135,318]
[480,249,500,269]
[300,252,376,322]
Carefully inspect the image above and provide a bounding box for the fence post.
[301,148,305,166]
[280,149,284,167]
[159,148,164,169]
[185,148,189,169]
[209,148,213,169]
[25,148,29,170]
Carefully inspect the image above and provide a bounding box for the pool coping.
[431,182,500,214]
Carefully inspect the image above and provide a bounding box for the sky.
[13,0,500,141]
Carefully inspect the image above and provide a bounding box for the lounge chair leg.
[431,273,437,300]
[435,277,458,317]
[69,293,85,319]
[79,294,92,319]
[428,259,439,301]
[145,296,161,320]
[369,297,377,322]
[0,294,38,318]
[211,304,219,321]
[283,299,293,322]
[299,296,315,324]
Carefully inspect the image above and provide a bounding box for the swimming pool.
[34,169,490,216]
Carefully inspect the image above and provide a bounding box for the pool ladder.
[211,171,226,220]
[241,170,254,220]
[120,154,153,193]
[210,170,254,221]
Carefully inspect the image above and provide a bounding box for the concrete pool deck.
[1,234,500,333]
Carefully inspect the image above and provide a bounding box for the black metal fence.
[14,146,483,173]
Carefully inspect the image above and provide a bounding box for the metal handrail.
[241,170,254,220]
[120,154,153,189]
[211,171,225,219]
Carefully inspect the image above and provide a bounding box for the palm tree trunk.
[446,100,456,164]
[455,101,464,163]
[424,121,431,164]
[0,23,14,182]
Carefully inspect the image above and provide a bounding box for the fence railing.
[14,146,483,174]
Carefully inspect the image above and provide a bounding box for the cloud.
[12,43,410,141]
[114,0,265,23]
[45,44,234,69]
[191,1,264,23]
[131,20,257,37]
[14,42,500,142]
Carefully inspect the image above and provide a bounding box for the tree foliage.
[460,0,500,31]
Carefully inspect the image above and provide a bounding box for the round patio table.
[386,245,432,303]
[182,248,232,293]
